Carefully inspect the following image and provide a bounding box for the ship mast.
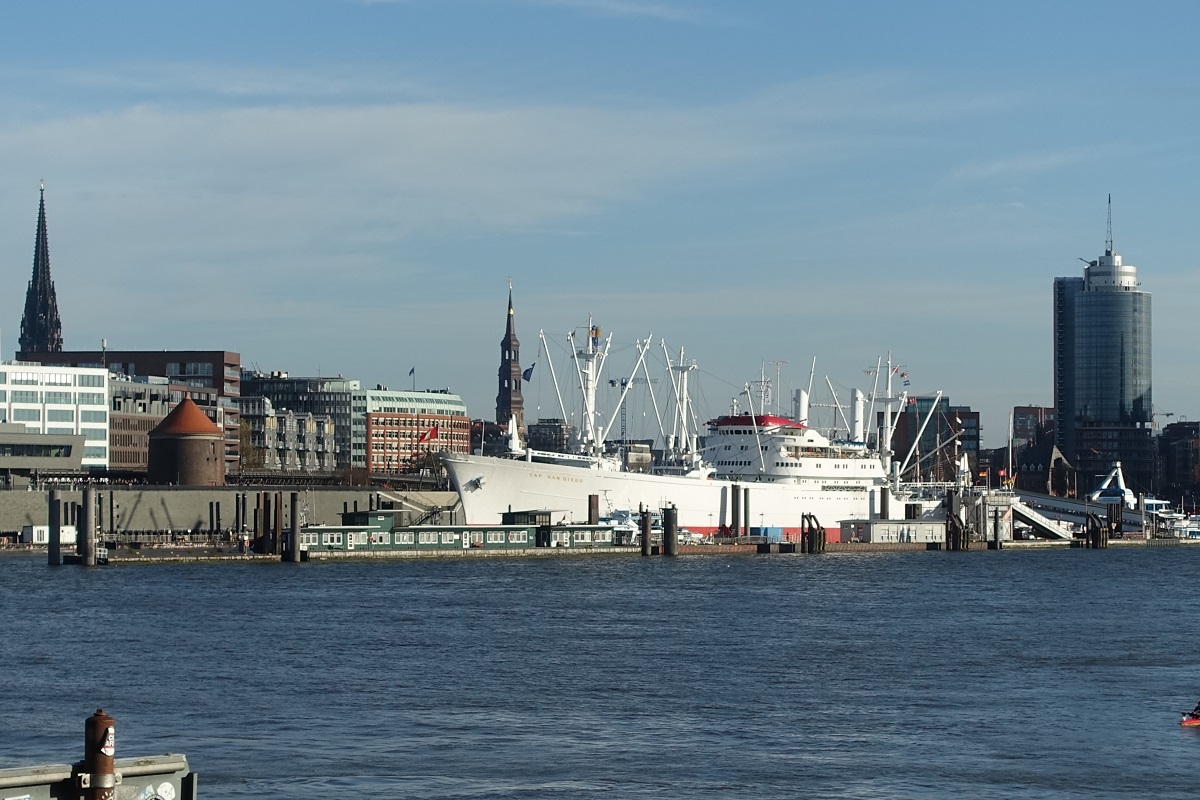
[569,318,610,457]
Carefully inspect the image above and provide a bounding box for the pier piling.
[286,492,301,563]
[640,505,652,557]
[663,505,678,556]
[273,493,284,555]
[81,486,97,566]
[48,489,62,566]
[731,485,741,539]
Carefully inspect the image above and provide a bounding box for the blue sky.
[2,0,1197,447]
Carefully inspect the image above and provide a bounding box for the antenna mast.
[1106,193,1113,255]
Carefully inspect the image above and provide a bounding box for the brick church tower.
[495,285,525,434]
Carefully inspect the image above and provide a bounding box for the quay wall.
[0,487,459,535]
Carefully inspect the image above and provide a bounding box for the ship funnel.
[850,388,865,442]
[794,389,810,425]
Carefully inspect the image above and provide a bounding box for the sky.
[2,0,1197,447]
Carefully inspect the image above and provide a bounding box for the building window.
[47,409,75,422]
[12,408,40,422]
[45,391,74,404]
[81,410,107,422]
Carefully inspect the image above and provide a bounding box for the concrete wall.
[0,487,459,534]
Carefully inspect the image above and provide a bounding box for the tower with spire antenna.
[495,282,525,434]
[1052,195,1154,494]
[18,183,64,354]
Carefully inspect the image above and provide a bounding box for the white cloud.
[526,0,712,22]
[950,146,1115,182]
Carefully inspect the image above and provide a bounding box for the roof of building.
[150,396,222,437]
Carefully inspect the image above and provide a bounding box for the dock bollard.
[80,708,117,800]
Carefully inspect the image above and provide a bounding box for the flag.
[408,366,415,376]
[998,469,1006,477]
[907,397,917,405]
[900,371,909,378]
[903,380,910,386]
[418,426,439,443]
[522,363,535,381]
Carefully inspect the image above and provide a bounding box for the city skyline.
[2,1,1197,447]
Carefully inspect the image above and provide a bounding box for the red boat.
[1180,714,1200,727]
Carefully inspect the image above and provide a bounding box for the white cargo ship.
[442,320,918,536]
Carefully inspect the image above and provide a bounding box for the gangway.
[1015,490,1149,531]
[1009,499,1075,540]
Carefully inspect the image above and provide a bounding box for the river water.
[1,547,1197,799]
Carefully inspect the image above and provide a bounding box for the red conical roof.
[150,396,222,437]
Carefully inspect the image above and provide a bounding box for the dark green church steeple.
[19,183,64,354]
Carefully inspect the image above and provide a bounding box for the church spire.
[19,183,64,354]
[495,281,525,433]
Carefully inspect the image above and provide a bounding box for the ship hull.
[442,453,881,534]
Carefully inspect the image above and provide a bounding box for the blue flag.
[408,366,415,376]
[522,363,535,381]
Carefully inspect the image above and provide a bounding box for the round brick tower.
[147,396,226,486]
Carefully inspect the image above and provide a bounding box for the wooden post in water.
[639,505,652,557]
[81,486,97,566]
[274,492,284,555]
[287,492,301,563]
[663,505,678,556]
[48,489,62,566]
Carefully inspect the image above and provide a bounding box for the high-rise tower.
[495,285,525,434]
[1053,197,1154,493]
[19,183,64,354]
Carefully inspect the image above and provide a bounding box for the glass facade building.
[1053,243,1154,494]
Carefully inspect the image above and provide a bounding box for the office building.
[0,362,109,470]
[241,372,359,469]
[354,387,470,474]
[1053,203,1154,493]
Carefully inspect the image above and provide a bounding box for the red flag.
[418,425,439,443]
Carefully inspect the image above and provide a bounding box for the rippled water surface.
[2,547,1198,798]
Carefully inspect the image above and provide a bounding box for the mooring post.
[587,494,599,525]
[731,485,741,539]
[639,505,652,557]
[82,486,97,566]
[663,505,678,556]
[48,489,62,566]
[743,487,751,539]
[287,492,301,563]
[81,708,116,800]
[273,492,284,555]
